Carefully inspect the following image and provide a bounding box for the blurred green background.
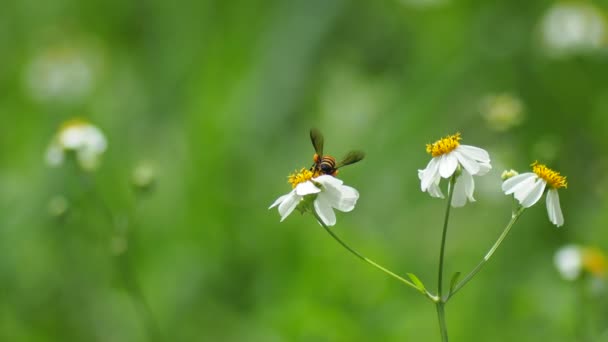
[2,0,608,340]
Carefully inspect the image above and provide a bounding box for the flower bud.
[48,195,69,218]
[132,163,156,193]
[501,169,519,180]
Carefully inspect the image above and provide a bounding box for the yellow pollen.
[582,247,606,277]
[60,117,89,131]
[288,168,315,188]
[426,133,462,157]
[531,161,567,189]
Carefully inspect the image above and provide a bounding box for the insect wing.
[309,128,324,156]
[336,150,365,168]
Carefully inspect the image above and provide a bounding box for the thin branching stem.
[313,212,431,297]
[448,206,525,299]
[89,177,162,342]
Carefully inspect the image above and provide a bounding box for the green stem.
[448,206,525,299]
[437,175,456,299]
[88,178,162,341]
[436,302,449,342]
[118,202,163,342]
[434,175,456,342]
[314,212,426,296]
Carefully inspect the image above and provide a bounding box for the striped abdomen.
[317,155,337,175]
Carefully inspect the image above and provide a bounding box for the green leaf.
[449,272,462,295]
[406,273,427,294]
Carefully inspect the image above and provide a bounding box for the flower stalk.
[313,212,428,296]
[435,174,456,341]
[437,175,456,299]
[448,206,525,299]
[436,303,449,342]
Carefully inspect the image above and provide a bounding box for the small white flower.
[502,162,567,227]
[46,119,107,171]
[269,170,359,226]
[554,245,582,280]
[554,245,607,281]
[24,42,101,103]
[419,133,491,207]
[541,3,606,57]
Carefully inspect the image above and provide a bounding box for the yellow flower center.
[60,118,89,131]
[288,168,315,188]
[582,247,606,278]
[426,133,461,157]
[531,162,567,189]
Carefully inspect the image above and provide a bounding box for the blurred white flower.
[46,119,107,171]
[419,133,491,207]
[554,245,582,280]
[554,245,607,281]
[269,169,359,226]
[24,40,103,102]
[502,162,567,227]
[541,2,606,56]
[480,93,524,132]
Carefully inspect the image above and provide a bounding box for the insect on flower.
[309,128,365,176]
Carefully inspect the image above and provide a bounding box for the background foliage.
[2,0,608,340]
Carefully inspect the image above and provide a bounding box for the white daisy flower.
[554,245,607,281]
[419,133,491,207]
[269,169,359,226]
[501,162,567,227]
[46,119,107,171]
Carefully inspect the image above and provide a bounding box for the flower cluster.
[268,129,573,341]
[271,131,568,229]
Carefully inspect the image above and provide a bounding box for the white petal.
[427,179,445,198]
[313,175,344,187]
[295,181,321,196]
[502,173,536,194]
[439,153,458,178]
[451,170,475,207]
[519,179,546,208]
[453,150,481,175]
[462,170,476,202]
[313,176,342,203]
[84,126,107,153]
[420,157,441,191]
[512,177,542,206]
[457,145,490,163]
[45,144,64,166]
[546,188,564,227]
[451,174,468,208]
[277,191,301,221]
[419,168,444,198]
[60,126,87,149]
[314,195,336,226]
[269,193,290,209]
[333,185,359,212]
[477,161,492,176]
[314,176,359,212]
[554,245,581,280]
